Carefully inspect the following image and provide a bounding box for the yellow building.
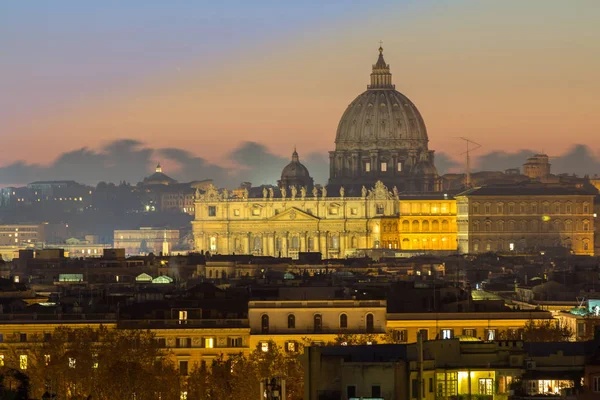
[248,299,387,351]
[386,311,554,343]
[0,316,251,374]
[381,197,457,251]
[456,186,595,255]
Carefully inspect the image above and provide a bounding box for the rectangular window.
[177,337,191,348]
[228,337,242,347]
[179,360,189,376]
[412,378,419,398]
[252,208,260,216]
[463,329,476,337]
[0,355,4,366]
[381,162,387,172]
[179,310,188,324]
[157,338,167,348]
[376,204,384,215]
[208,206,216,217]
[485,329,496,341]
[0,334,3,343]
[203,337,215,349]
[441,329,454,339]
[429,377,434,393]
[347,386,357,399]
[479,378,493,395]
[20,354,27,370]
[372,385,381,398]
[397,162,402,172]
[233,209,240,216]
[593,376,600,392]
[391,329,408,342]
[365,162,371,172]
[286,341,298,353]
[20,333,27,343]
[418,329,428,341]
[351,208,358,215]
[329,207,339,215]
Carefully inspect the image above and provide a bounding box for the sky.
[1,0,600,185]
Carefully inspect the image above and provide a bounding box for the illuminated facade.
[248,299,387,350]
[456,186,595,255]
[380,198,457,251]
[193,181,402,258]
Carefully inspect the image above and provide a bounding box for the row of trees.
[0,327,305,400]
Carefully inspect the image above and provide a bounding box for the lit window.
[365,162,371,172]
[509,242,515,251]
[486,329,496,341]
[20,355,27,370]
[180,392,188,400]
[179,310,188,324]
[286,341,298,353]
[233,209,240,216]
[441,329,453,339]
[397,162,402,172]
[381,162,387,172]
[0,355,4,366]
[44,354,51,366]
[252,208,260,216]
[261,342,269,352]
[204,338,214,349]
[69,357,76,369]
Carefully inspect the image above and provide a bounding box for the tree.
[2,326,181,400]
[521,319,572,342]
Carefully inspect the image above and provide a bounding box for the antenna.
[459,137,481,188]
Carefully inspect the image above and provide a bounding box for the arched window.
[253,236,261,251]
[308,237,314,251]
[565,220,573,231]
[291,236,299,250]
[583,220,590,231]
[584,241,590,251]
[498,220,504,232]
[485,221,492,232]
[288,314,295,329]
[422,221,429,232]
[314,314,322,332]
[402,220,410,232]
[584,203,590,213]
[432,220,439,232]
[412,220,419,232]
[402,238,410,250]
[366,313,374,333]
[208,270,213,278]
[351,236,358,248]
[441,220,449,232]
[275,238,283,251]
[261,314,269,334]
[339,314,348,329]
[473,221,480,232]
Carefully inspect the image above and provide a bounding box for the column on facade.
[320,232,328,259]
[329,152,336,178]
[300,232,306,252]
[244,233,250,254]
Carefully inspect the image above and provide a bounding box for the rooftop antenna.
[459,137,481,188]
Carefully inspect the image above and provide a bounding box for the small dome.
[279,148,314,189]
[282,152,311,179]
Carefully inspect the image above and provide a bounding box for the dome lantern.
[369,46,394,89]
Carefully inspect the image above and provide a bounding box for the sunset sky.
[2,0,599,173]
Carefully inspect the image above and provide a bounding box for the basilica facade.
[193,182,400,258]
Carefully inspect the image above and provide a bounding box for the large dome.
[335,48,428,152]
[327,47,439,193]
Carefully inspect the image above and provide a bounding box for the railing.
[117,319,249,329]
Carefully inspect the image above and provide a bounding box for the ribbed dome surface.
[281,160,310,179]
[335,89,428,151]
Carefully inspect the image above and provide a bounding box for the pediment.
[268,207,319,222]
